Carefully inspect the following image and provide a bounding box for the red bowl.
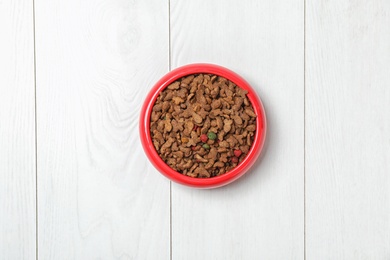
[139,63,266,188]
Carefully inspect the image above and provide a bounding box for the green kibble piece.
[202,143,210,149]
[207,132,217,140]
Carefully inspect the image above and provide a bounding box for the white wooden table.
[1,0,389,259]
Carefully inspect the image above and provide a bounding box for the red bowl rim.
[139,63,267,188]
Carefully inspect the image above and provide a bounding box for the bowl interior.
[139,63,266,188]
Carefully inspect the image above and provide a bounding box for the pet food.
[150,74,257,178]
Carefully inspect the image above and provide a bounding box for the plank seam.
[32,0,38,258]
[303,0,307,259]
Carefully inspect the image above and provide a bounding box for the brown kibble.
[213,161,224,168]
[192,103,201,112]
[209,109,221,118]
[219,140,230,148]
[232,115,243,125]
[193,74,204,84]
[211,75,217,83]
[200,117,211,134]
[164,92,173,101]
[232,97,244,111]
[189,162,198,172]
[226,135,238,147]
[151,111,161,122]
[172,105,181,115]
[206,139,215,145]
[203,74,211,83]
[218,168,226,175]
[182,75,194,85]
[179,146,192,157]
[222,109,232,115]
[182,107,193,118]
[211,99,222,109]
[189,83,198,93]
[245,108,256,118]
[171,142,178,151]
[210,85,220,98]
[240,145,250,153]
[168,81,180,90]
[164,120,172,133]
[217,147,227,153]
[172,96,184,105]
[194,154,208,163]
[151,73,257,178]
[219,86,226,97]
[219,153,228,163]
[187,172,197,178]
[198,109,208,119]
[195,165,210,178]
[223,119,233,133]
[205,159,215,170]
[190,131,200,143]
[229,123,236,134]
[186,135,197,147]
[177,160,193,170]
[153,130,163,142]
[235,135,244,145]
[152,103,163,112]
[196,88,206,104]
[240,111,250,120]
[225,88,233,97]
[217,130,225,142]
[237,88,248,98]
[197,147,208,156]
[203,104,211,111]
[150,122,157,132]
[187,93,195,101]
[162,101,170,112]
[177,88,187,98]
[246,124,256,131]
[166,158,176,166]
[247,133,253,146]
[209,127,218,133]
[157,120,165,132]
[183,121,194,136]
[171,119,184,132]
[172,151,184,158]
[192,112,203,124]
[160,137,175,154]
[187,163,199,177]
[207,148,218,159]
[216,117,223,130]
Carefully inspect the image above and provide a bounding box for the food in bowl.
[150,73,257,178]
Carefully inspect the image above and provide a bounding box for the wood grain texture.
[170,0,304,259]
[306,1,390,259]
[0,0,36,259]
[35,0,169,258]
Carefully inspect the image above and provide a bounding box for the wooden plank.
[0,0,36,259]
[306,0,390,259]
[35,0,170,258]
[170,0,304,259]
